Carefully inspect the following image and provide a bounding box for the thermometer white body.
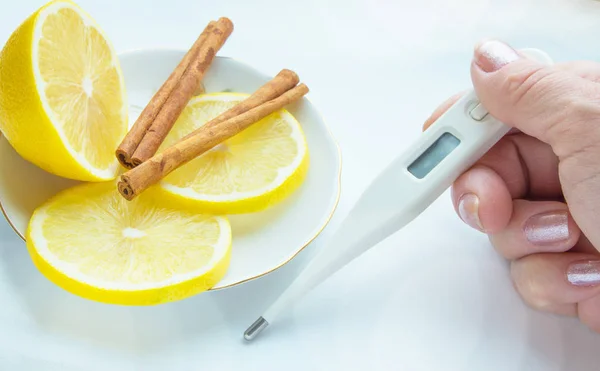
[244,48,554,341]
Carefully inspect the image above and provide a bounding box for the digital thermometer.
[244,48,554,341]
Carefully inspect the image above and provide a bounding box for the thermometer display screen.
[407,132,460,179]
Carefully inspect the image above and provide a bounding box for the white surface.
[1,0,600,370]
[0,50,341,289]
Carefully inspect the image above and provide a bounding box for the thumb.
[470,39,600,159]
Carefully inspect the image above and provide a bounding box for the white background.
[1,0,600,370]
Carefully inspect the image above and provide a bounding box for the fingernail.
[523,210,570,246]
[567,260,600,287]
[458,193,484,231]
[474,39,520,72]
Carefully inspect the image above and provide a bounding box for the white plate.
[0,49,341,291]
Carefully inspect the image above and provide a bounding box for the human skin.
[423,39,600,332]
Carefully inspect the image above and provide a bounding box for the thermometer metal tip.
[244,317,269,341]
[243,47,553,342]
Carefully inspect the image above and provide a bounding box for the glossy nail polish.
[474,40,520,72]
[523,210,570,246]
[567,260,600,287]
[458,193,483,231]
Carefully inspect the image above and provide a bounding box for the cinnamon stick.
[118,83,309,201]
[178,68,299,143]
[130,17,234,167]
[115,21,217,169]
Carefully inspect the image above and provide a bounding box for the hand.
[424,39,600,332]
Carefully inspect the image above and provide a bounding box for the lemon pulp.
[0,0,127,181]
[26,181,232,305]
[155,92,309,214]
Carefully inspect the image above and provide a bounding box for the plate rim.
[0,48,343,291]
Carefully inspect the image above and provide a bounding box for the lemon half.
[0,0,128,181]
[26,181,232,305]
[155,92,309,214]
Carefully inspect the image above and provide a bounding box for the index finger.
[422,91,465,131]
[422,91,521,135]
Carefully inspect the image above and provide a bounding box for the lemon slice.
[26,181,232,305]
[0,0,127,181]
[155,92,309,214]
